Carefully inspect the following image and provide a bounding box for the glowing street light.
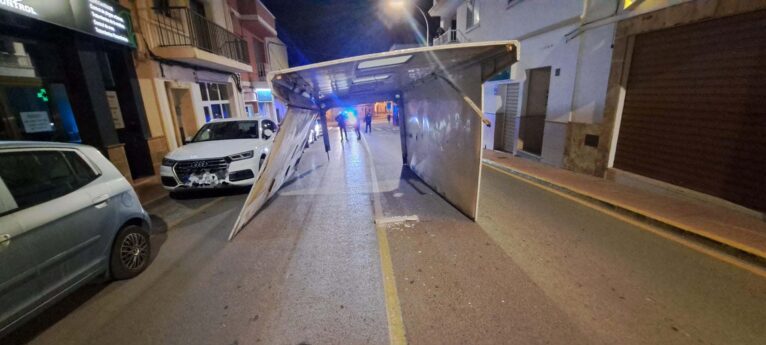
[388,0,430,47]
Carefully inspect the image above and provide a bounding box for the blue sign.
[255,88,273,102]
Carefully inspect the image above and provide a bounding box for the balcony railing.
[152,7,249,64]
[434,29,470,46]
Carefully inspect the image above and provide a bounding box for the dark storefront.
[0,0,153,182]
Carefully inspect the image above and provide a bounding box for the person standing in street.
[354,112,362,140]
[335,111,348,141]
[364,111,372,133]
[387,113,391,124]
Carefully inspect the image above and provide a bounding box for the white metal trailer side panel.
[403,64,483,219]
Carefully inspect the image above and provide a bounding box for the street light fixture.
[388,0,430,47]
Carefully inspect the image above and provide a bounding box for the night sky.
[261,0,438,67]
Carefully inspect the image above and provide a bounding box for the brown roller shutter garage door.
[614,11,766,212]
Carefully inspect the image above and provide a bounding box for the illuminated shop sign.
[0,0,37,16]
[255,89,273,102]
[88,0,130,44]
[0,0,135,47]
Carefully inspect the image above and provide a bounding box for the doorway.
[519,67,549,156]
[169,88,197,146]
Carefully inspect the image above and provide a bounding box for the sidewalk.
[132,175,168,206]
[482,149,766,261]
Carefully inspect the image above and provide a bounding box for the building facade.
[125,0,286,174]
[430,0,766,213]
[0,0,154,183]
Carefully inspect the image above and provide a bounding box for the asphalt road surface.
[5,122,766,345]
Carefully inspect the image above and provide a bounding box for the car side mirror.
[263,128,274,139]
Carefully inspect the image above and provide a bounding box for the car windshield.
[192,121,259,142]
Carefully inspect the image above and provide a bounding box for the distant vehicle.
[0,142,152,338]
[160,118,277,191]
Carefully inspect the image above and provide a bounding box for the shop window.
[0,38,80,144]
[199,83,208,101]
[0,85,80,143]
[0,39,36,78]
[199,82,231,122]
[0,40,13,54]
[208,83,220,101]
[97,52,115,89]
[245,104,256,118]
[257,102,267,116]
[218,85,228,100]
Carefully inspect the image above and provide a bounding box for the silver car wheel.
[120,232,148,270]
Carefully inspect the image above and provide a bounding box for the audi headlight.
[228,150,254,161]
[161,158,176,167]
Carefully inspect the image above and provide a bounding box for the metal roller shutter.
[503,82,521,153]
[614,10,766,212]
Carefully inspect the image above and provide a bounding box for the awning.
[230,41,519,240]
[196,70,232,84]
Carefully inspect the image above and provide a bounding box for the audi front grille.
[173,158,229,183]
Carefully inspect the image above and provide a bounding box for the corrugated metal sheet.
[502,83,521,153]
[614,10,766,212]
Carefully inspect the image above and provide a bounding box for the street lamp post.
[389,0,430,47]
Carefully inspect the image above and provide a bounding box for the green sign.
[36,88,48,102]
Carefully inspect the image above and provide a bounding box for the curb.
[141,193,170,208]
[481,158,766,267]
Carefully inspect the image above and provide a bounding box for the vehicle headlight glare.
[228,150,255,161]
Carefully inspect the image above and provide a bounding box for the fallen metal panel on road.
[230,41,518,239]
[229,106,316,240]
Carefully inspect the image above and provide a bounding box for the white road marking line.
[375,215,420,225]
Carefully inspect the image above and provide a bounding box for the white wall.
[571,23,615,124]
[441,0,693,168]
[448,1,583,166]
[452,0,597,167]
[453,0,582,39]
[481,80,512,150]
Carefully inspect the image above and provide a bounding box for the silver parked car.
[0,142,152,338]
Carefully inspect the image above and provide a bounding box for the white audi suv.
[160,118,276,191]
